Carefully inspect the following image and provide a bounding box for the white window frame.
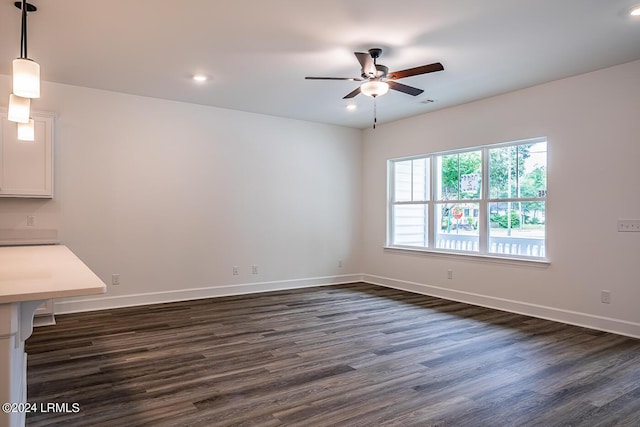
[387,137,548,262]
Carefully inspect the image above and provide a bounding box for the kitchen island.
[0,245,106,427]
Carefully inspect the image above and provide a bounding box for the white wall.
[2,61,639,338]
[0,76,363,311]
[361,60,640,337]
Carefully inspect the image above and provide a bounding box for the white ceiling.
[1,0,640,129]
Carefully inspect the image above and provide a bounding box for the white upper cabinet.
[0,111,54,198]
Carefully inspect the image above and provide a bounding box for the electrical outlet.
[26,215,35,226]
[447,270,453,280]
[112,274,120,286]
[338,260,343,268]
[232,266,239,276]
[252,265,258,274]
[601,290,611,304]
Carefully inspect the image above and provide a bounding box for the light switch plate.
[617,220,640,232]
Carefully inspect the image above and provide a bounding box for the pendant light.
[7,0,39,138]
[13,1,40,99]
[17,119,35,141]
[8,93,30,123]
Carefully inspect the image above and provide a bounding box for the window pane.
[437,151,482,200]
[458,151,482,199]
[393,158,429,202]
[520,142,547,198]
[488,201,545,257]
[394,160,412,202]
[392,205,428,247]
[437,154,458,200]
[412,158,430,201]
[435,202,479,252]
[489,145,517,199]
[490,141,547,199]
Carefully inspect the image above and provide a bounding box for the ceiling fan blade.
[343,86,361,99]
[355,52,376,77]
[305,77,363,81]
[388,62,444,80]
[387,81,424,96]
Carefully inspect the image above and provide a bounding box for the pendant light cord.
[20,0,28,58]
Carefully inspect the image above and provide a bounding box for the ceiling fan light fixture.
[630,5,640,16]
[360,80,389,98]
[13,57,40,98]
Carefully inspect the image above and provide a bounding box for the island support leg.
[0,300,45,427]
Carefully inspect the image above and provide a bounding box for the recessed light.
[346,104,357,111]
[192,74,207,82]
[630,5,640,16]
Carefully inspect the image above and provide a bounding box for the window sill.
[383,245,550,268]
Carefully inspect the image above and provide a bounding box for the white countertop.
[0,245,106,304]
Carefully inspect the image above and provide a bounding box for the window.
[388,138,547,260]
[390,157,429,247]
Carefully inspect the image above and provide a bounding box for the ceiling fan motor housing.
[368,48,383,59]
[361,64,388,79]
[376,64,388,78]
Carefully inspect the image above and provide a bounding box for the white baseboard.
[54,274,364,314]
[361,274,640,340]
[54,272,640,340]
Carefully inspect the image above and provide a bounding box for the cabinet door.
[0,113,53,198]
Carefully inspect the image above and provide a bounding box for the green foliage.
[520,165,546,198]
[490,211,521,228]
[489,144,535,198]
[440,151,482,199]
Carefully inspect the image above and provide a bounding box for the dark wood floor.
[25,283,640,426]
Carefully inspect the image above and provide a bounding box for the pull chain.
[373,97,377,129]
[373,59,378,130]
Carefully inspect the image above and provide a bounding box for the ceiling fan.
[305,48,444,99]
